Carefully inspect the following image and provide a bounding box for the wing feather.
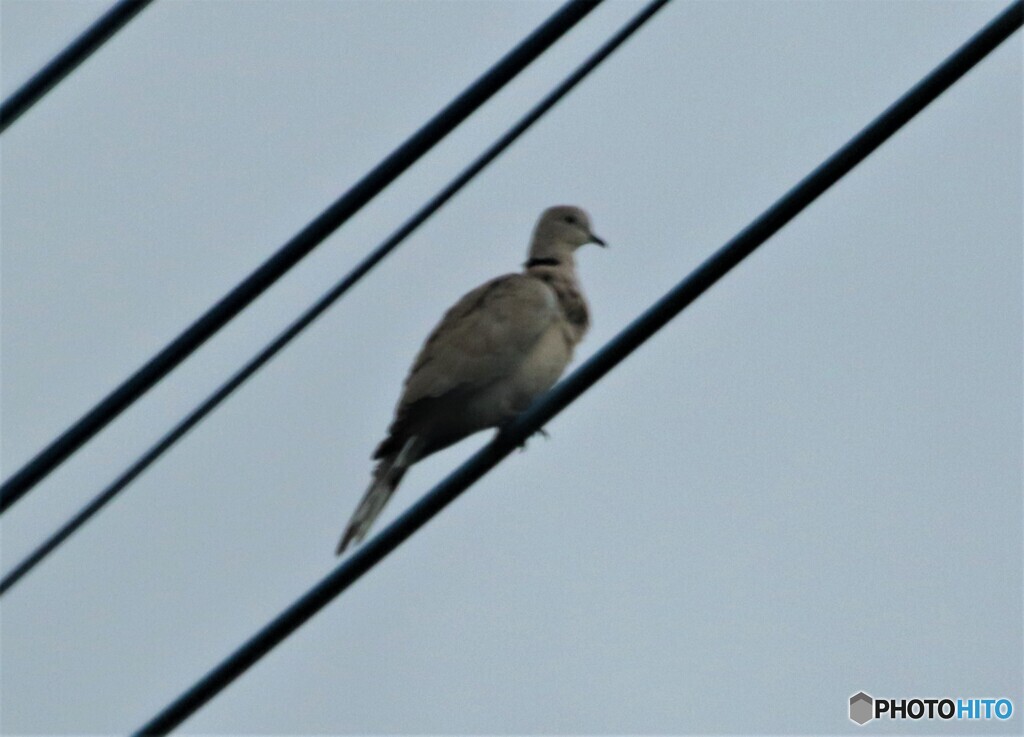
[399,273,556,406]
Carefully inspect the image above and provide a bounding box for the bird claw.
[516,426,550,452]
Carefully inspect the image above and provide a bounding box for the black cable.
[132,3,1023,733]
[0,0,600,514]
[0,0,155,133]
[0,0,671,598]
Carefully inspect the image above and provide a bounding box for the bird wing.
[399,273,558,406]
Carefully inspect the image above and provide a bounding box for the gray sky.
[1,1,1021,734]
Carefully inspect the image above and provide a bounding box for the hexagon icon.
[849,692,873,725]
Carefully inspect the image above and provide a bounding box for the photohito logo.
[849,692,1014,726]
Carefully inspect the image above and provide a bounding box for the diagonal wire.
[0,0,672,597]
[0,0,155,133]
[132,2,1024,733]
[0,0,600,514]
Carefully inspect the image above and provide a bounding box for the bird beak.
[589,233,607,247]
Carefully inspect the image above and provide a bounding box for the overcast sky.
[1,1,1021,734]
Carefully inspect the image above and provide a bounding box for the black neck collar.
[525,257,561,268]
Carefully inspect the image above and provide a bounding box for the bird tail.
[336,437,420,555]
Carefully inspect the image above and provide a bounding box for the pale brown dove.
[337,205,605,554]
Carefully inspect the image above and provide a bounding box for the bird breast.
[531,268,590,345]
[499,270,588,413]
[510,322,573,406]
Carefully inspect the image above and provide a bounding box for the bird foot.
[496,422,550,451]
[516,426,550,452]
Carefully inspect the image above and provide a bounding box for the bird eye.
[563,215,577,224]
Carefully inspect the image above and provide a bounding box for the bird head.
[528,205,606,262]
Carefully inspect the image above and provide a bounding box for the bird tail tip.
[335,476,392,556]
[335,437,420,556]
[335,528,357,556]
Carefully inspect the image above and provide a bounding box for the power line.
[0,0,672,598]
[0,0,600,514]
[0,0,155,133]
[132,3,1023,733]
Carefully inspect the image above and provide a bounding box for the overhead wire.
[132,2,1024,733]
[0,0,672,597]
[0,0,600,512]
[0,0,155,133]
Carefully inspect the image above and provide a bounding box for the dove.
[336,205,605,554]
